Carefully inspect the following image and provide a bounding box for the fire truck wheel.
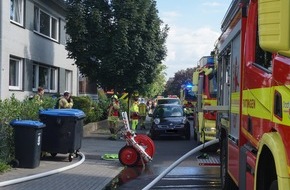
[118,146,140,167]
[269,180,278,190]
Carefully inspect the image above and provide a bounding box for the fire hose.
[142,138,219,190]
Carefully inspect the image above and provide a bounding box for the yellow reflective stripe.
[231,92,240,114]
[203,99,217,106]
[240,85,290,126]
[138,104,147,115]
[120,93,128,100]
[242,88,272,120]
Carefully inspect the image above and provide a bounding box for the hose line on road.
[142,139,219,190]
[0,152,85,187]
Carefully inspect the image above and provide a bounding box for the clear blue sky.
[155,0,232,79]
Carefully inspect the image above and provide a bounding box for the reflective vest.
[138,103,147,116]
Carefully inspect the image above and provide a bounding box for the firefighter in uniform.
[184,101,194,115]
[107,95,120,140]
[130,97,139,131]
[58,91,74,109]
[138,98,147,130]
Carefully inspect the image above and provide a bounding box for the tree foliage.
[143,64,167,98]
[164,68,195,96]
[65,0,169,95]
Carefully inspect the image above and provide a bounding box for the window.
[33,64,58,92]
[65,70,72,93]
[208,67,217,98]
[10,0,24,26]
[34,6,59,41]
[255,18,272,71]
[274,91,282,119]
[9,57,23,90]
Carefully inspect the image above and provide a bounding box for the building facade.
[0,0,78,100]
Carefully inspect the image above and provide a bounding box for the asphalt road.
[109,119,221,190]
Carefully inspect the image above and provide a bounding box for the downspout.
[0,0,3,99]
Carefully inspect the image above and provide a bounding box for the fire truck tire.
[269,180,278,190]
[118,146,140,167]
[256,146,278,190]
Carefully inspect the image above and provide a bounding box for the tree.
[164,68,195,96]
[143,64,167,98]
[65,0,169,95]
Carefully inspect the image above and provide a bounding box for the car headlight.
[182,117,187,124]
[154,118,160,125]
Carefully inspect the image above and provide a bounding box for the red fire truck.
[192,55,218,144]
[216,0,290,189]
[180,81,196,119]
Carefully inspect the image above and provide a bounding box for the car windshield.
[154,105,183,118]
[157,98,181,105]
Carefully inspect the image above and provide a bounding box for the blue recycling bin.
[10,120,45,168]
[39,109,85,161]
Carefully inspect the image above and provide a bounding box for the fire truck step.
[196,153,220,166]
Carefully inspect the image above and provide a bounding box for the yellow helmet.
[112,95,118,100]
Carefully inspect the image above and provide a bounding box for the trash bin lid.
[39,109,86,119]
[10,120,46,128]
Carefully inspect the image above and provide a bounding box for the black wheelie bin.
[10,120,45,168]
[39,109,85,161]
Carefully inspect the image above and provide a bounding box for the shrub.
[0,93,113,172]
[72,96,102,124]
[0,161,10,174]
[0,95,23,165]
[0,94,55,171]
[97,96,110,120]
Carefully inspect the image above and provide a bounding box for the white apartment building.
[0,0,78,100]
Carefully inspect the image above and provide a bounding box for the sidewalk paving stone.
[0,120,126,190]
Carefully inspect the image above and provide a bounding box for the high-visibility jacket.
[138,103,147,116]
[108,102,120,117]
[130,101,139,119]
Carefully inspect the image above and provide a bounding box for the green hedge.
[0,94,110,172]
[72,95,110,124]
[0,95,56,169]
